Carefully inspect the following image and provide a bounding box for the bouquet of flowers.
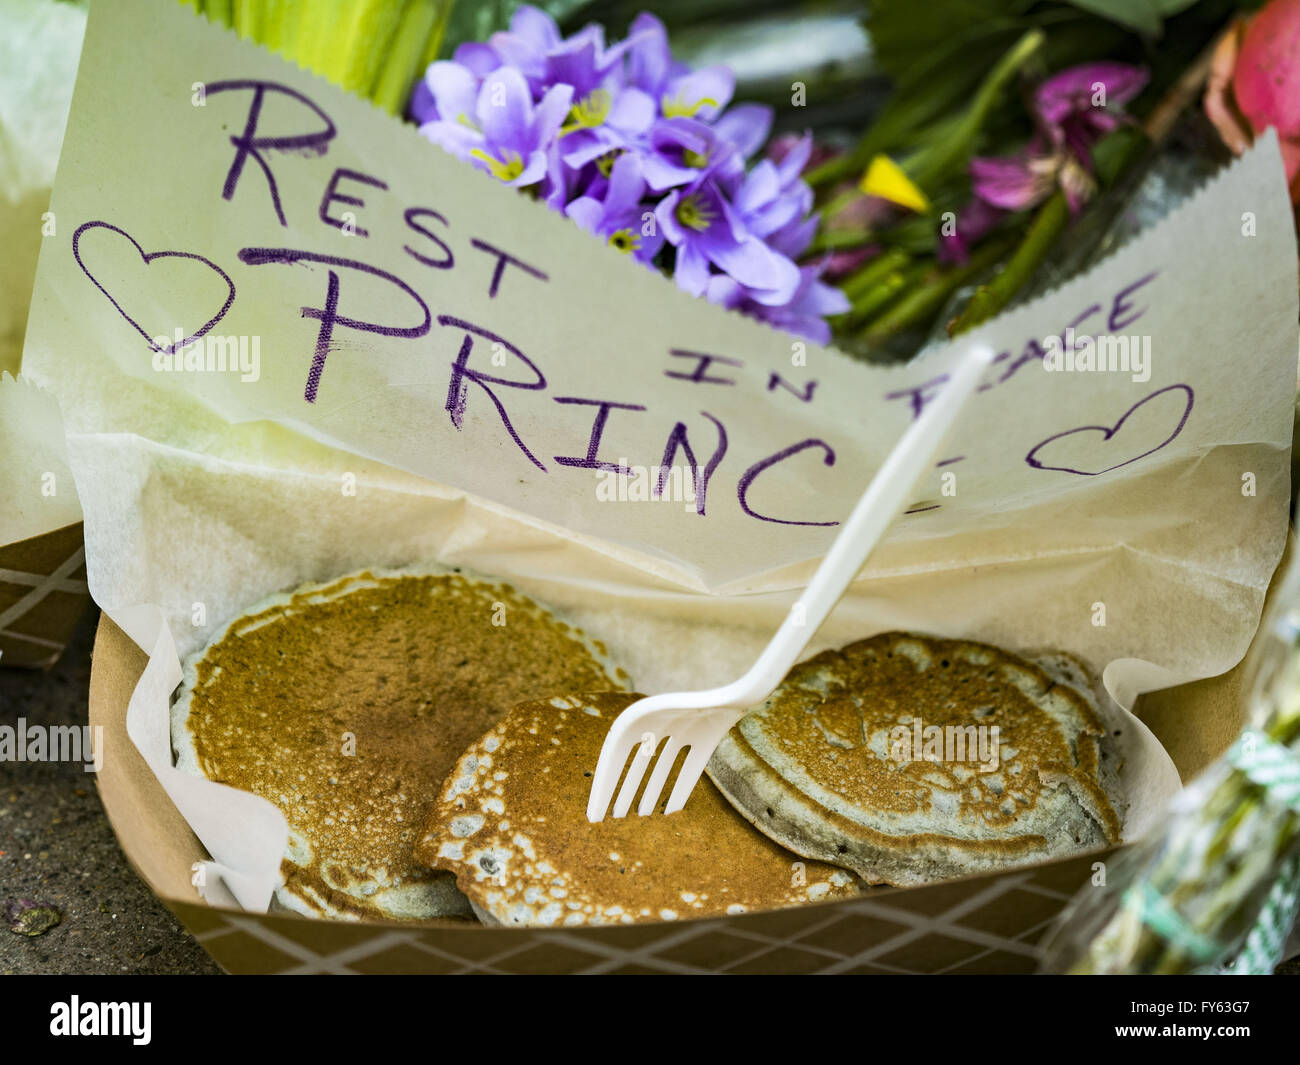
[409,7,849,343]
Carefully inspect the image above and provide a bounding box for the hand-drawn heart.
[1025,383,1194,476]
[72,220,235,355]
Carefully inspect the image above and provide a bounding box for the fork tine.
[586,720,644,822]
[636,737,684,816]
[611,729,660,818]
[663,741,715,815]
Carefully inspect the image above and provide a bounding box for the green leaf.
[1059,0,1200,36]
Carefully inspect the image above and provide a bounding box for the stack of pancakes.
[172,568,626,920]
[172,571,1124,926]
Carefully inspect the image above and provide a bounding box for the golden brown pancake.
[706,632,1123,887]
[416,691,860,925]
[171,568,627,921]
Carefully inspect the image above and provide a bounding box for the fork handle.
[736,343,995,701]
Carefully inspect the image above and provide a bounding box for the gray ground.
[0,608,219,975]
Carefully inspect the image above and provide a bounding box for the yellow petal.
[859,155,930,213]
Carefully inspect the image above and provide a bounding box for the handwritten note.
[20,0,1293,596]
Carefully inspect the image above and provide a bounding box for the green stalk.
[204,0,234,28]
[808,28,1043,192]
[373,0,448,113]
[180,0,452,116]
[948,191,1069,335]
[808,228,875,254]
[862,234,1014,342]
[948,124,1149,335]
[841,248,911,301]
[843,268,914,330]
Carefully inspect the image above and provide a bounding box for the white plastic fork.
[586,342,997,822]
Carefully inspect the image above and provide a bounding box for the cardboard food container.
[0,523,89,670]
[0,373,88,671]
[88,611,1253,974]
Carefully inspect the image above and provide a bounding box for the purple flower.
[706,267,848,345]
[656,180,800,304]
[641,116,748,192]
[419,65,572,187]
[626,12,734,121]
[564,153,664,264]
[731,135,815,242]
[1036,61,1148,152]
[969,61,1148,214]
[411,5,843,344]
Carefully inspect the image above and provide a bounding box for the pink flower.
[968,61,1148,215]
[1226,0,1300,200]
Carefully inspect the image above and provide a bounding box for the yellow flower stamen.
[674,193,714,232]
[595,149,624,177]
[607,228,640,254]
[559,89,613,137]
[662,93,719,119]
[469,148,525,183]
[682,147,709,169]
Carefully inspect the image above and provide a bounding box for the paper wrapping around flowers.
[19,0,1298,910]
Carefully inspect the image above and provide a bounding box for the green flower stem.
[373,1,450,114]
[180,0,450,115]
[862,234,1014,343]
[948,190,1069,335]
[234,0,266,37]
[843,268,914,330]
[808,228,876,254]
[907,29,1043,191]
[841,248,911,301]
[205,0,234,27]
[807,28,1044,192]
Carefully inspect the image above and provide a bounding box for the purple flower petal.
[477,67,535,149]
[565,195,604,233]
[452,41,501,79]
[409,76,437,124]
[533,81,575,148]
[1036,62,1148,125]
[605,151,647,213]
[704,232,800,303]
[713,103,773,159]
[510,4,564,52]
[419,118,485,162]
[608,88,656,134]
[627,12,673,96]
[662,66,734,120]
[937,197,1006,264]
[970,152,1055,210]
[426,61,480,127]
[674,240,712,296]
